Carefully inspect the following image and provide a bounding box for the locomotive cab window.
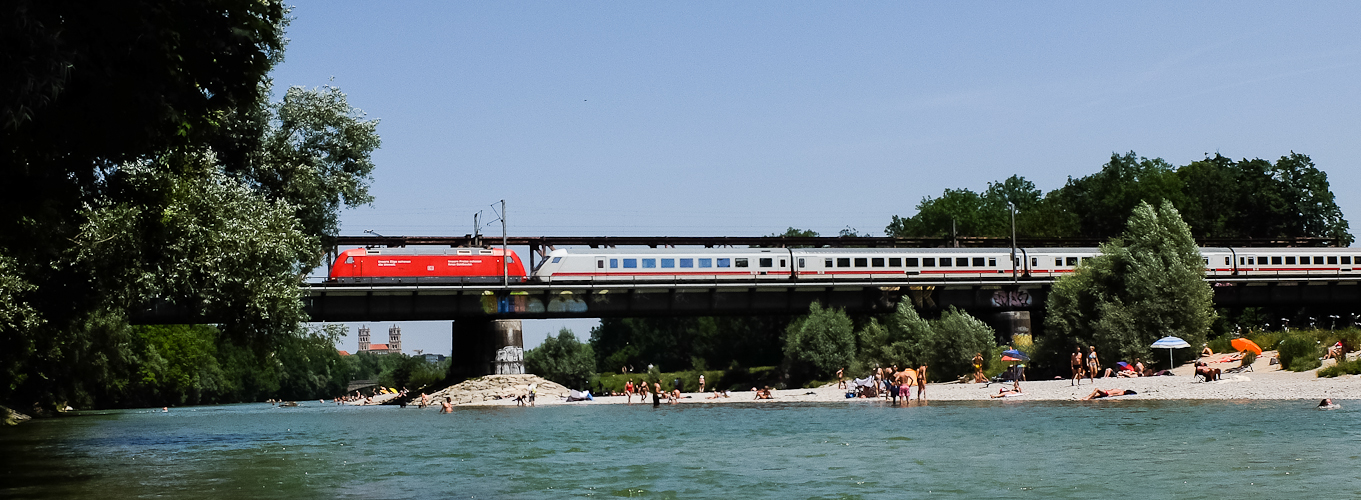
[872,258,885,267]
[734,258,748,268]
[552,257,562,263]
[345,256,354,264]
[759,258,773,267]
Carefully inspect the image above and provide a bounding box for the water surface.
[2,399,1358,498]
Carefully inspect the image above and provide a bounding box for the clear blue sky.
[271,2,1361,355]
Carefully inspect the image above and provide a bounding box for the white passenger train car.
[531,246,1361,283]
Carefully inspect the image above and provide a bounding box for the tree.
[1043,200,1216,370]
[525,328,596,389]
[782,302,856,383]
[861,301,996,382]
[1050,152,1184,240]
[885,175,1043,239]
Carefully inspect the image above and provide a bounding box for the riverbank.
[449,350,1359,406]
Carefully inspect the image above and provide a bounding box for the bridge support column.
[991,311,1032,344]
[449,319,524,380]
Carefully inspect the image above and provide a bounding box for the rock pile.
[422,374,570,406]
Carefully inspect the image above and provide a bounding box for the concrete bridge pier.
[449,319,524,380]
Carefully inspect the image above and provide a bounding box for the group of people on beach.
[1069,346,1172,385]
[838,364,928,403]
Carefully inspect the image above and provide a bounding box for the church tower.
[388,324,402,354]
[358,325,371,352]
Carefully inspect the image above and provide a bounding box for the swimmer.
[162,407,168,413]
[1318,398,1341,410]
[440,397,453,413]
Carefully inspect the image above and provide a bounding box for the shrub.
[524,328,597,389]
[783,302,856,384]
[1276,334,1322,372]
[1318,358,1361,378]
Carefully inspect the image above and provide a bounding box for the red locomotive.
[329,247,527,283]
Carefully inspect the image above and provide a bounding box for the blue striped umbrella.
[1151,336,1191,369]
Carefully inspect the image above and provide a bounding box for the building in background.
[355,324,402,355]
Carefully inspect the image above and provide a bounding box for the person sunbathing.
[1195,361,1221,381]
[1082,388,1136,400]
[990,380,1023,398]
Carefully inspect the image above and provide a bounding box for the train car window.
[610,259,619,268]
[597,260,604,269]
[1224,257,1230,265]
[661,258,675,268]
[717,258,730,268]
[456,249,472,255]
[1065,257,1078,266]
[759,258,773,267]
[1346,256,1354,264]
[734,258,748,268]
[345,256,354,264]
[1202,257,1209,265]
[854,258,868,267]
[973,257,985,267]
[988,258,996,266]
[1271,256,1282,265]
[1247,257,1254,265]
[700,258,713,268]
[837,258,851,268]
[780,259,786,267]
[623,259,637,268]
[1298,256,1309,264]
[904,258,918,267]
[680,258,694,268]
[1284,256,1296,265]
[939,258,952,267]
[1328,256,1338,265]
[1314,256,1324,265]
[890,258,902,267]
[798,258,806,268]
[824,258,833,268]
[552,257,562,263]
[955,258,967,266]
[1055,258,1063,266]
[872,258,885,267]
[923,258,935,267]
[1031,257,1038,267]
[642,259,656,268]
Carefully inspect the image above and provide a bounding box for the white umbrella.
[1151,336,1192,370]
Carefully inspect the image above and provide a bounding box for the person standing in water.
[440,397,453,413]
[652,381,662,407]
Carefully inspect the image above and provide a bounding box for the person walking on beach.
[698,374,706,393]
[1071,347,1085,386]
[625,379,635,404]
[972,353,986,383]
[916,365,928,401]
[1086,346,1099,382]
[836,367,846,390]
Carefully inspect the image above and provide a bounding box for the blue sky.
[271,2,1361,354]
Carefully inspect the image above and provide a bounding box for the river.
[2,399,1358,498]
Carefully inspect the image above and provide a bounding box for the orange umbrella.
[1231,338,1262,355]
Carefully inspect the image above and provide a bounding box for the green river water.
[2,399,1359,499]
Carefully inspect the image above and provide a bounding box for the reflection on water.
[2,400,1359,499]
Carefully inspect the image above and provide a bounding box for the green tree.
[782,302,856,383]
[525,328,597,389]
[1044,201,1216,370]
[861,301,995,382]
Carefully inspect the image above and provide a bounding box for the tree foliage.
[525,328,597,390]
[886,152,1351,244]
[859,302,996,381]
[590,316,787,373]
[0,2,381,410]
[782,302,856,382]
[1042,201,1217,370]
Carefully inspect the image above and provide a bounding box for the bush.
[525,328,597,389]
[1276,334,1322,372]
[782,302,856,384]
[1318,358,1361,378]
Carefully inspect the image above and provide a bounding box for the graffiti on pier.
[482,292,588,314]
[990,290,1033,308]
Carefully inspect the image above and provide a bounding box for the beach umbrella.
[1001,349,1030,361]
[1231,338,1262,355]
[1151,336,1191,369]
